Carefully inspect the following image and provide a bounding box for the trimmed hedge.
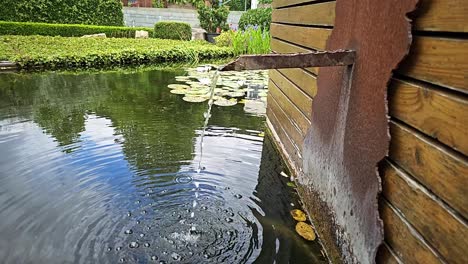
[153,22,192,41]
[238,8,272,31]
[0,21,154,38]
[0,0,124,26]
[0,35,234,70]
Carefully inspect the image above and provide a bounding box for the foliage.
[0,35,234,70]
[197,5,230,33]
[0,21,154,38]
[214,30,235,47]
[154,21,192,41]
[238,7,272,31]
[227,0,252,11]
[232,27,270,55]
[168,0,204,8]
[0,0,124,26]
[258,0,272,4]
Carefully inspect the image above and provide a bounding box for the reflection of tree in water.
[253,136,327,264]
[0,69,264,174]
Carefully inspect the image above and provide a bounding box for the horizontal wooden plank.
[277,68,318,98]
[269,79,311,135]
[271,23,330,50]
[271,24,468,94]
[270,38,319,75]
[273,0,467,32]
[268,94,305,150]
[389,121,468,218]
[376,243,403,264]
[266,102,303,168]
[389,79,468,156]
[398,37,468,93]
[379,198,444,264]
[381,161,467,264]
[272,0,323,9]
[272,2,335,26]
[414,0,468,32]
[269,70,313,118]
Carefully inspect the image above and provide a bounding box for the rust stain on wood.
[299,0,419,263]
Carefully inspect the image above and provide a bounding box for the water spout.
[219,50,356,71]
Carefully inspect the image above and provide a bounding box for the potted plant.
[197,4,229,43]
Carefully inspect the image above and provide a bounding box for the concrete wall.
[123,7,244,29]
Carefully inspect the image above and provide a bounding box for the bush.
[214,30,235,47]
[153,22,192,41]
[0,35,234,70]
[197,6,229,33]
[0,0,124,26]
[0,21,154,38]
[238,8,272,31]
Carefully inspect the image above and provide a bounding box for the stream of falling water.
[196,69,220,173]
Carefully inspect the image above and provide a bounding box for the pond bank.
[0,35,234,71]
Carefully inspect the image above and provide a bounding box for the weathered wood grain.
[389,79,468,156]
[381,161,467,264]
[379,198,444,264]
[272,2,335,26]
[389,121,468,218]
[413,0,468,32]
[268,95,305,150]
[398,37,468,93]
[277,68,318,98]
[271,23,330,50]
[269,79,311,135]
[376,243,403,264]
[272,0,323,9]
[269,70,313,118]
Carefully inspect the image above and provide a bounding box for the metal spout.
[219,50,355,71]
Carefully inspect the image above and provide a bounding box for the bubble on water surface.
[129,241,139,248]
[171,253,181,261]
[234,194,243,199]
[140,233,145,238]
[144,242,150,247]
[175,175,193,184]
[116,246,122,251]
[151,255,158,261]
[124,229,133,235]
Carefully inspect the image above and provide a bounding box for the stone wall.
[123,7,244,29]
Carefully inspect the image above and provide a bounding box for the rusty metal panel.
[299,0,418,263]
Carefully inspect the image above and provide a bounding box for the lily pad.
[214,98,237,107]
[170,89,188,94]
[226,92,245,98]
[295,222,316,241]
[168,84,190,89]
[290,209,307,222]
[182,96,208,103]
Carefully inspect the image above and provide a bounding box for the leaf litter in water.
[290,209,307,222]
[295,222,316,241]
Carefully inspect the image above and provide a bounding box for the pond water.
[0,69,326,264]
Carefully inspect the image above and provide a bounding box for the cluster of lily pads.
[168,65,269,108]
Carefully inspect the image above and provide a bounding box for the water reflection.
[0,69,325,263]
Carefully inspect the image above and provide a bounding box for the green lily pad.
[168,84,190,89]
[214,98,237,107]
[226,92,245,98]
[182,96,208,103]
[170,89,188,94]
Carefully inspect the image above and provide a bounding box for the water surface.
[0,69,326,263]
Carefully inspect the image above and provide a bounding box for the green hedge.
[153,22,192,41]
[238,8,272,31]
[0,35,234,70]
[0,21,154,38]
[0,0,123,26]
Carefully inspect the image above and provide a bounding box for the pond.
[0,69,326,264]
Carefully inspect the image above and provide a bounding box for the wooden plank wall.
[267,0,468,263]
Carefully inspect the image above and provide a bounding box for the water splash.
[197,69,220,173]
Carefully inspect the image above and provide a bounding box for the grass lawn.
[0,35,235,70]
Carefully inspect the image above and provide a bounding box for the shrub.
[0,0,124,26]
[197,6,230,33]
[153,22,192,41]
[0,21,154,38]
[0,35,234,70]
[214,30,235,47]
[238,8,272,31]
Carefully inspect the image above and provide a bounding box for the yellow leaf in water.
[295,222,316,241]
[290,209,307,222]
